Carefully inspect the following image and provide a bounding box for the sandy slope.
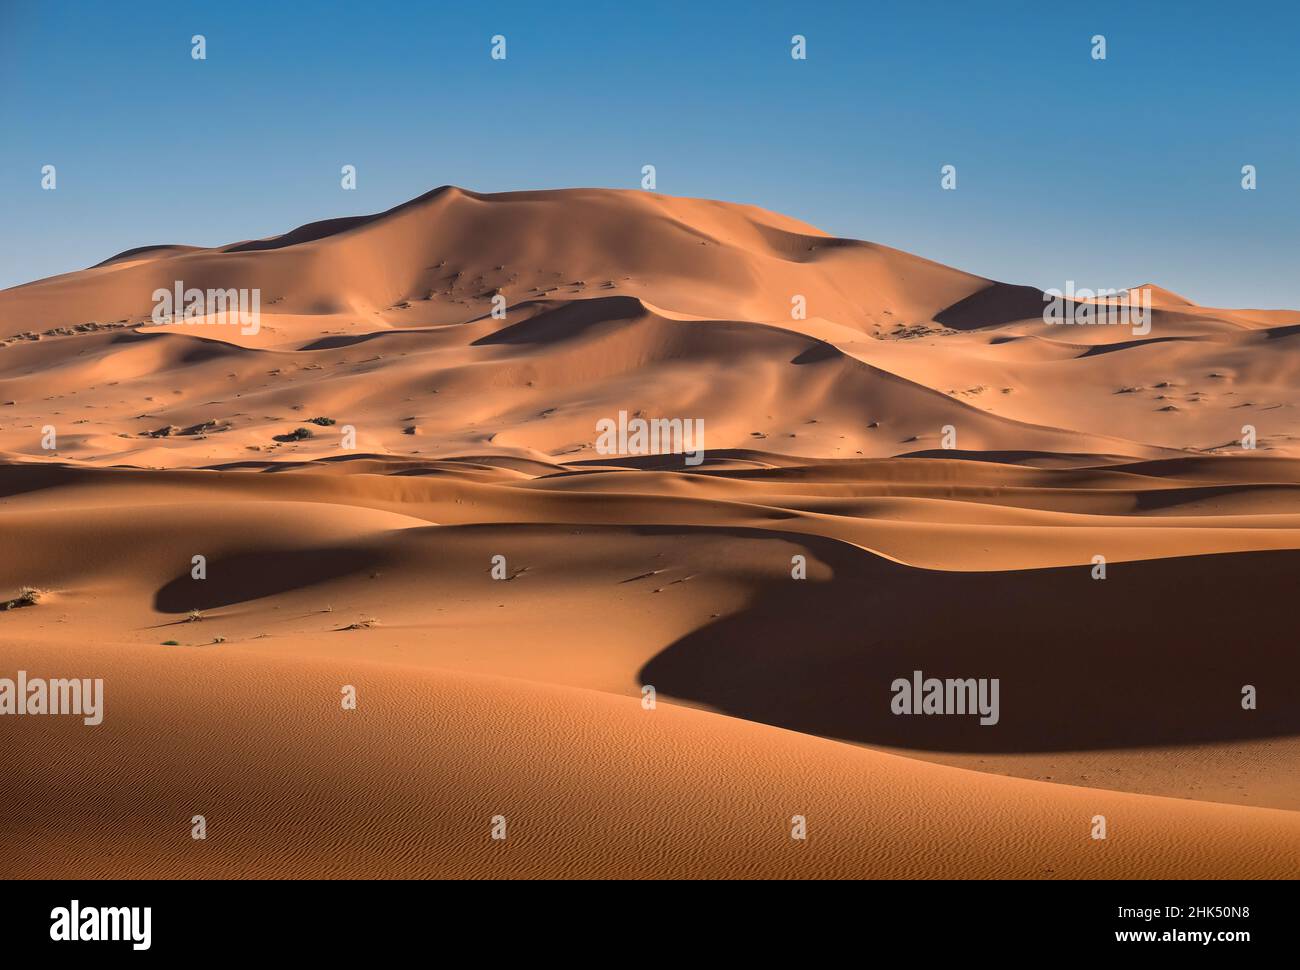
[6,636,1299,880]
[2,187,1298,878]
[4,186,1298,467]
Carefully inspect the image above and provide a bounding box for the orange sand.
[2,188,1297,877]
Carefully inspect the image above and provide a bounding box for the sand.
[2,187,1298,878]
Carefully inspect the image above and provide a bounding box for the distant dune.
[2,188,1298,878]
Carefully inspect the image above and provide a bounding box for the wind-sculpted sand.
[2,188,1298,878]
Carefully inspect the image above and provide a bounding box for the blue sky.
[3,0,1297,307]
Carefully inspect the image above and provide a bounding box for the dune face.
[8,185,1300,469]
[3,187,1299,879]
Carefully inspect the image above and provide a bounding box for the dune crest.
[3,187,1298,879]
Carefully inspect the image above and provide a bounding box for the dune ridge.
[2,187,1298,878]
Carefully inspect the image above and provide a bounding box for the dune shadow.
[790,341,840,364]
[0,463,91,500]
[223,216,376,253]
[894,448,1123,465]
[638,532,1300,753]
[1077,332,1203,358]
[153,545,385,613]
[471,296,644,346]
[933,282,1049,330]
[221,186,456,254]
[297,331,394,352]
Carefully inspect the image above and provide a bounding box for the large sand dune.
[2,188,1298,878]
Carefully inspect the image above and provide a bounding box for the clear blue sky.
[3,0,1297,307]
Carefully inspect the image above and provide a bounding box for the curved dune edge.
[3,186,1299,468]
[3,638,1298,880]
[3,455,1299,816]
[3,186,1299,878]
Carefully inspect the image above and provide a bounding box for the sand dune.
[2,187,1298,878]
[6,186,1298,468]
[6,637,1299,880]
